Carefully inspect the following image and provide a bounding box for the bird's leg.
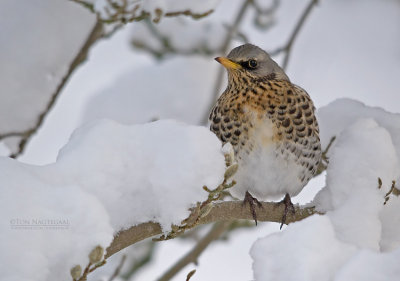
[279,193,295,229]
[243,191,263,225]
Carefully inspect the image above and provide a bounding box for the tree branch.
[315,136,336,176]
[1,20,104,158]
[1,0,217,159]
[71,0,214,24]
[131,0,281,61]
[270,0,318,70]
[105,200,320,259]
[108,254,126,281]
[157,221,231,281]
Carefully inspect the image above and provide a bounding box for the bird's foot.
[279,193,295,230]
[243,191,263,225]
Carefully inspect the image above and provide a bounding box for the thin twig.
[186,269,196,281]
[384,180,399,205]
[0,131,27,139]
[121,243,156,279]
[164,9,214,20]
[157,221,231,281]
[2,20,104,158]
[108,254,127,281]
[132,18,217,59]
[252,0,280,29]
[72,0,214,24]
[315,136,336,176]
[270,0,318,70]
[201,0,254,125]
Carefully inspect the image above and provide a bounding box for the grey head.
[225,43,289,81]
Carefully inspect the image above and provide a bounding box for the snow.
[251,216,356,281]
[0,158,113,281]
[290,0,400,112]
[320,118,398,249]
[0,120,225,281]
[317,98,400,160]
[243,0,400,113]
[1,0,400,280]
[0,0,95,154]
[335,248,400,281]
[251,100,400,281]
[83,57,219,126]
[55,119,225,230]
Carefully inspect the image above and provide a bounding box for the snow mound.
[55,119,225,230]
[251,215,356,281]
[0,119,225,281]
[317,98,400,159]
[251,98,400,280]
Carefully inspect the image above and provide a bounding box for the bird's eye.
[248,59,258,69]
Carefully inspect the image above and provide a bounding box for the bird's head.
[215,43,289,82]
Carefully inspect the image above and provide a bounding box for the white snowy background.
[1,0,400,280]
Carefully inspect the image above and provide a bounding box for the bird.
[209,43,321,227]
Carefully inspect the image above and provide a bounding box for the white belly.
[230,141,306,201]
[228,114,307,201]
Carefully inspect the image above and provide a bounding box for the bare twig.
[108,254,127,281]
[315,136,336,176]
[252,0,280,29]
[131,0,279,61]
[70,245,107,280]
[270,0,318,70]
[0,132,27,139]
[132,19,217,59]
[71,0,214,24]
[201,0,254,125]
[378,177,383,189]
[1,20,104,158]
[105,200,320,259]
[157,221,231,281]
[121,242,156,279]
[323,136,336,158]
[384,180,399,205]
[186,269,196,281]
[75,260,107,281]
[165,9,214,20]
[71,0,95,12]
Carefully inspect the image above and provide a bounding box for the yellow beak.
[215,57,241,70]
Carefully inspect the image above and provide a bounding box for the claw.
[243,191,262,225]
[279,193,295,229]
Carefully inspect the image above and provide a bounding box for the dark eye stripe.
[239,59,258,70]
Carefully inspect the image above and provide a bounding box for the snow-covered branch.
[105,200,319,259]
[2,1,400,280]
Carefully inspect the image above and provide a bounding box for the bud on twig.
[70,265,82,280]
[89,245,104,264]
[224,163,238,180]
[222,143,235,167]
